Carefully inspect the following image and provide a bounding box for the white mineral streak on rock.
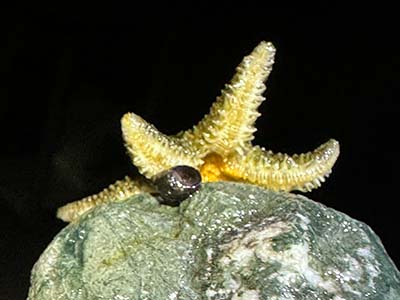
[205,289,217,299]
[336,254,363,296]
[168,291,178,300]
[270,243,339,294]
[206,221,291,299]
[219,220,290,267]
[206,248,214,263]
[357,246,380,288]
[269,294,296,300]
[218,219,342,296]
[344,254,363,281]
[206,278,241,300]
[295,212,310,230]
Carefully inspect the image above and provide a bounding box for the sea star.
[57,41,340,222]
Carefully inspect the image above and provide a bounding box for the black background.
[1,4,399,299]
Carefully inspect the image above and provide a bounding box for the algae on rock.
[28,182,400,300]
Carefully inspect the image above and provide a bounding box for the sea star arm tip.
[221,139,340,192]
[180,41,276,156]
[56,176,144,222]
[121,112,203,178]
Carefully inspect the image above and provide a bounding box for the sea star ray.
[179,41,276,157]
[121,113,203,177]
[222,139,340,192]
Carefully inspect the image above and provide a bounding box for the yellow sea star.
[57,41,340,222]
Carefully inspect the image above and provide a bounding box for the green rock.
[28,182,400,300]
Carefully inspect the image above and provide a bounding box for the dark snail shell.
[152,165,202,206]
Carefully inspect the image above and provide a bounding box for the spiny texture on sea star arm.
[57,40,340,223]
[121,113,203,178]
[56,176,149,222]
[222,139,340,192]
[179,41,276,156]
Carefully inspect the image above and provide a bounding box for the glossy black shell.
[152,165,202,206]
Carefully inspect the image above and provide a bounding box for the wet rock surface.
[28,182,400,300]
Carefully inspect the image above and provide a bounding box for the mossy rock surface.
[28,182,400,300]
